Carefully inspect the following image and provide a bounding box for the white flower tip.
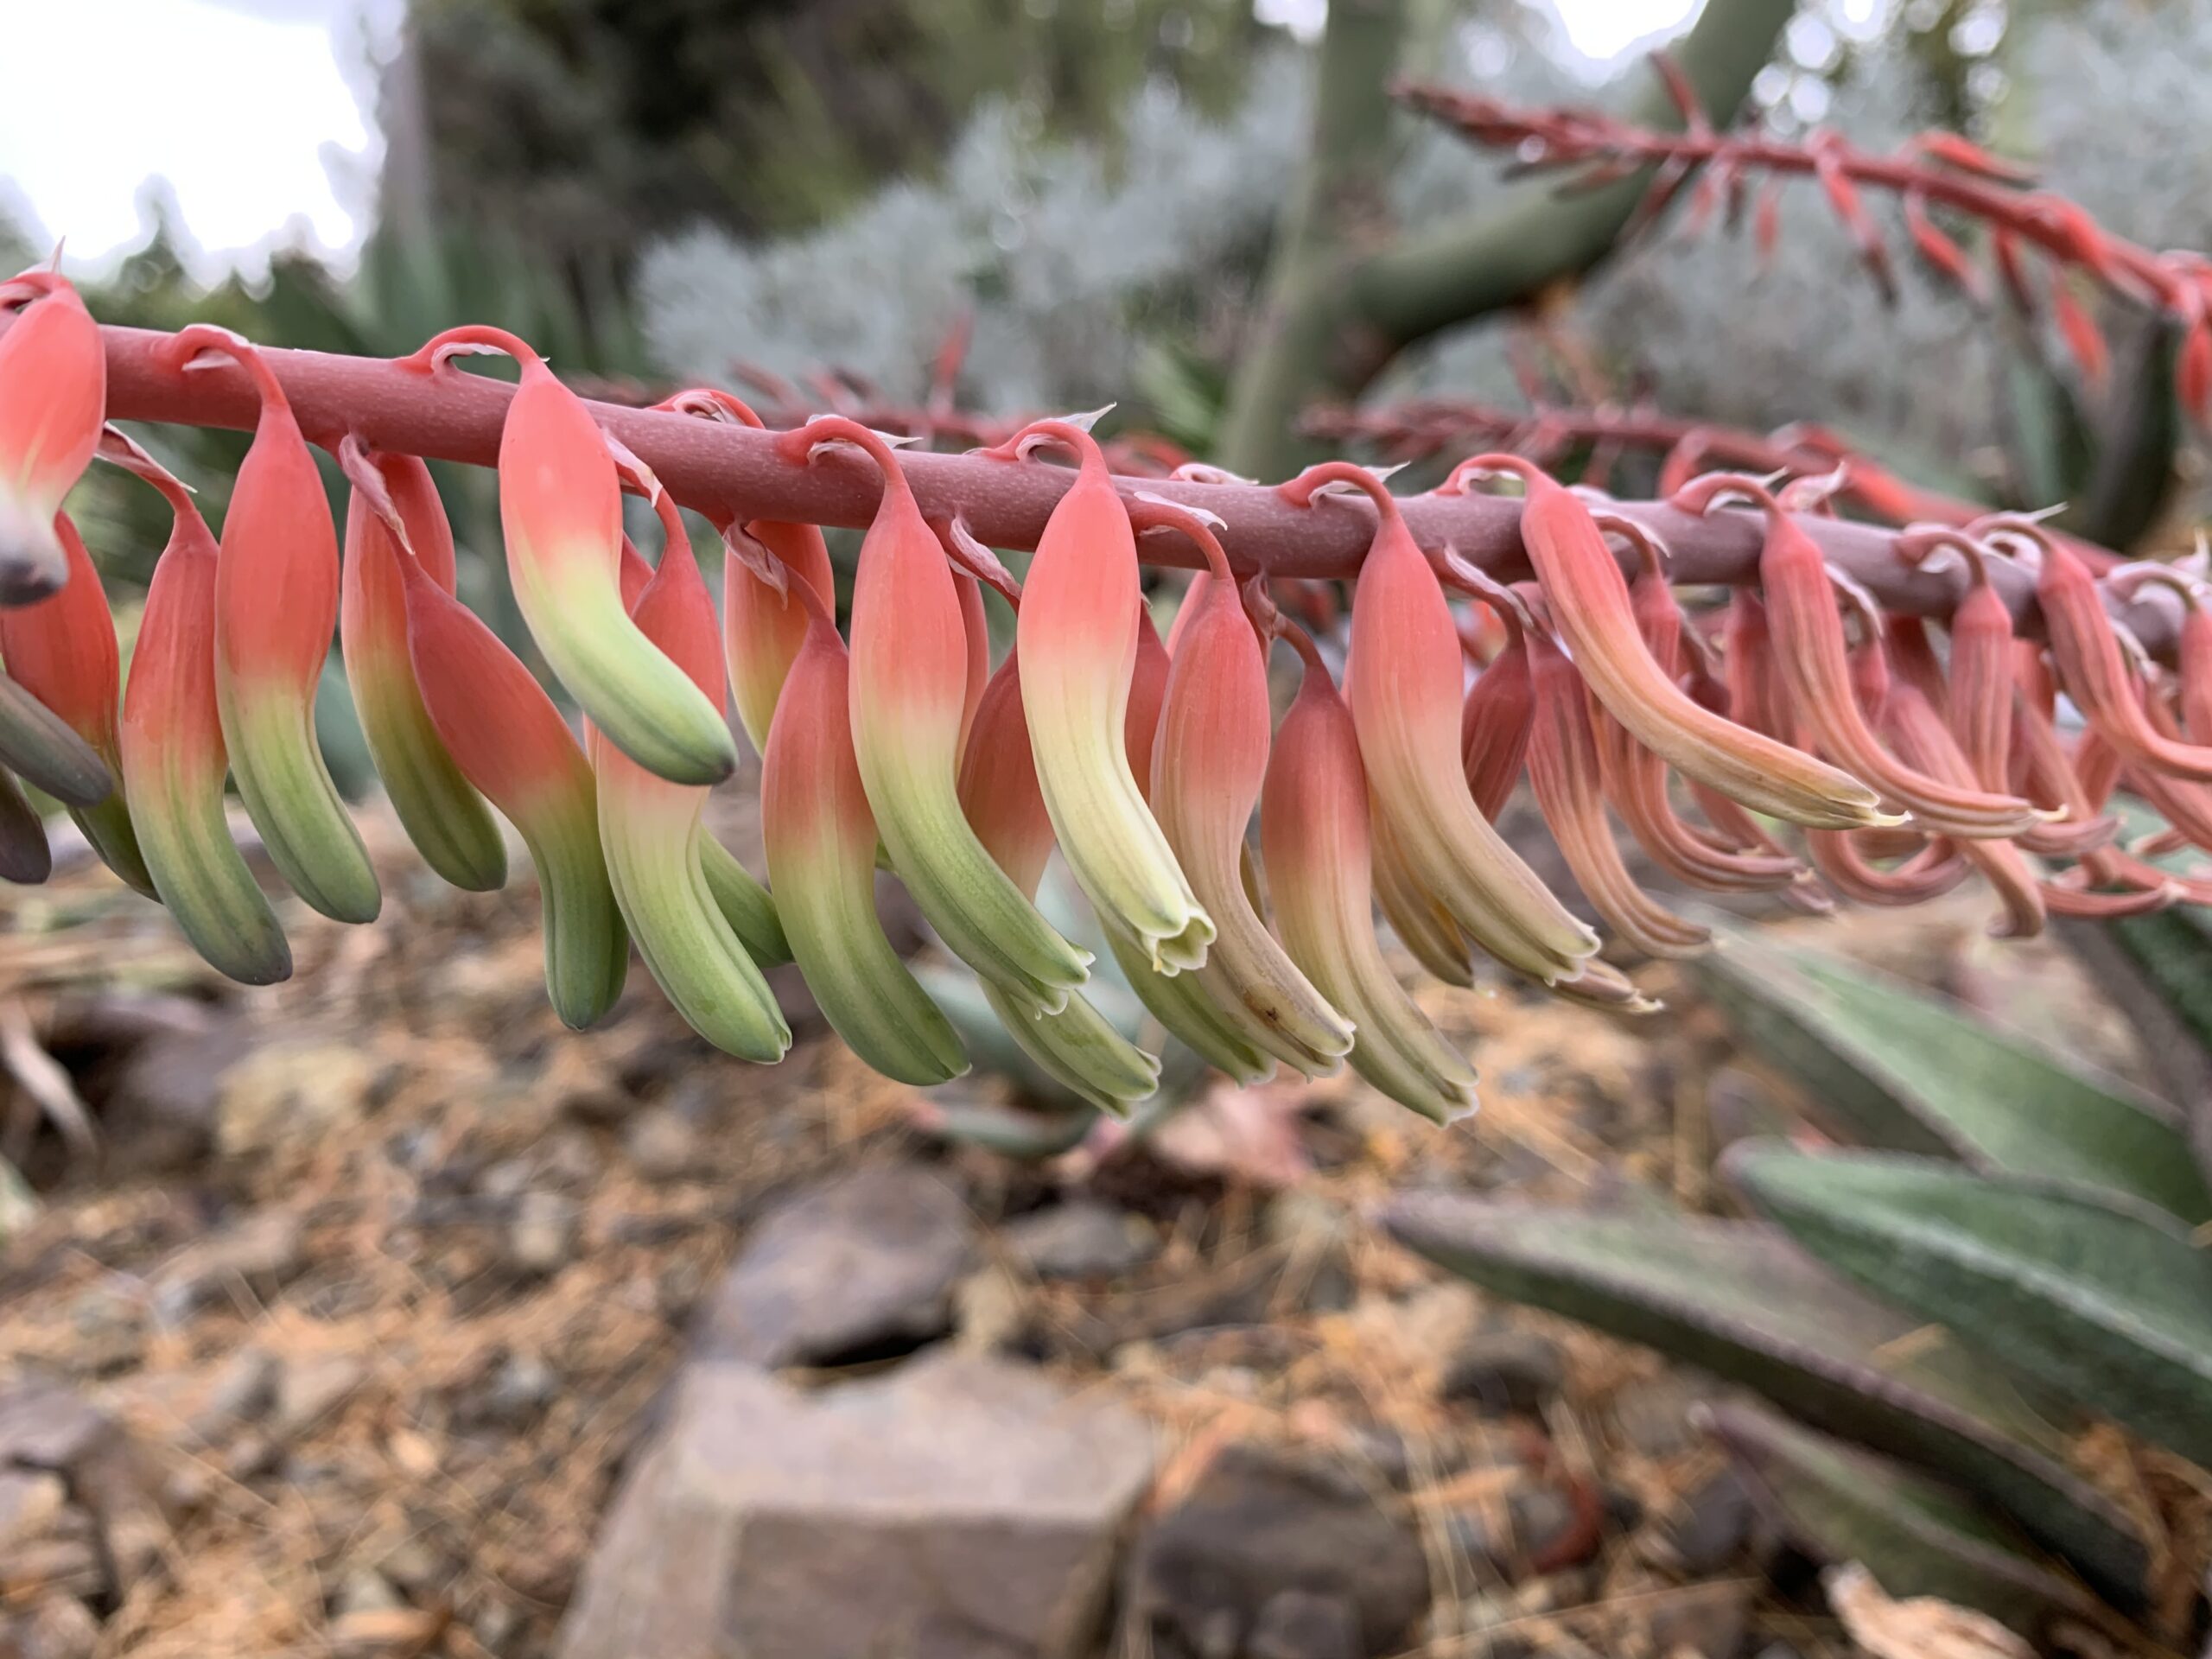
[1059,404,1115,433]
[1131,489,1226,531]
[1173,461,1256,486]
[429,340,507,372]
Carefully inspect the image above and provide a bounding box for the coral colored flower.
[108,433,289,985]
[772,416,1090,1014]
[1370,806,1478,988]
[1444,455,1885,831]
[0,512,150,894]
[652,388,836,756]
[401,327,736,786]
[165,325,380,924]
[761,565,966,1086]
[1897,526,2014,794]
[594,475,790,1062]
[1672,473,2038,838]
[1524,623,1711,958]
[394,542,627,1029]
[1143,499,1351,1077]
[957,644,1160,1113]
[335,441,506,893]
[1459,633,1533,823]
[979,419,1212,974]
[0,270,103,601]
[1261,618,1476,1122]
[1281,461,1595,988]
[1880,679,2044,938]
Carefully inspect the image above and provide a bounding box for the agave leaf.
[1726,1142,2212,1466]
[1709,1402,2100,1635]
[1382,1192,2148,1610]
[1693,929,2211,1224]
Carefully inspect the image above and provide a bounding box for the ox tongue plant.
[335,441,507,893]
[772,416,1090,1016]
[400,327,737,787]
[166,325,380,924]
[980,418,1213,976]
[0,269,103,601]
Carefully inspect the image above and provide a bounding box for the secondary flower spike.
[394,541,628,1029]
[1281,461,1597,988]
[981,418,1213,975]
[761,561,967,1086]
[596,467,791,1062]
[1442,455,1889,832]
[400,327,737,785]
[1262,613,1477,1122]
[107,432,290,985]
[773,416,1090,1014]
[166,326,381,924]
[654,388,836,754]
[336,442,507,893]
[0,513,151,894]
[0,269,103,601]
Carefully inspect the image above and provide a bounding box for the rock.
[0,1471,66,1552]
[100,1015,251,1176]
[622,1107,699,1183]
[273,1356,365,1442]
[1611,1375,1705,1459]
[1248,1589,1361,1659]
[185,1348,280,1446]
[63,1288,143,1376]
[0,1534,102,1603]
[149,1212,304,1325]
[1439,1331,1566,1416]
[0,1383,168,1599]
[1644,1580,1752,1658]
[10,1596,99,1659]
[1656,1468,1752,1575]
[1002,1200,1157,1281]
[693,1165,975,1367]
[334,1569,404,1617]
[1128,1443,1429,1659]
[503,1191,582,1276]
[556,1351,1154,1659]
[460,1351,556,1433]
[216,1040,378,1159]
[953,1268,1033,1357]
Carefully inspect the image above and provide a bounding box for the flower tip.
[1132,489,1225,532]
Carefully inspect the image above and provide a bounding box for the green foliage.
[1386,925,2212,1636]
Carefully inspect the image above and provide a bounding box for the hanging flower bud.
[1548,957,1662,1015]
[0,270,103,601]
[335,441,507,893]
[2007,686,2120,858]
[1898,527,2015,794]
[1142,497,1352,1076]
[760,561,967,1086]
[594,468,790,1062]
[2109,562,2212,747]
[1370,806,1478,988]
[1524,621,1712,958]
[1446,456,1886,831]
[107,432,289,984]
[1459,634,1533,823]
[400,327,736,785]
[957,643,1160,1113]
[1261,614,1477,1122]
[164,326,380,923]
[773,416,1090,1014]
[1805,827,1967,906]
[394,539,627,1028]
[0,768,48,885]
[1282,461,1597,987]
[0,513,150,894]
[1672,473,2038,838]
[979,419,1213,974]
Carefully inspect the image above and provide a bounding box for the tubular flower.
[0,269,102,601]
[1146,503,1352,1076]
[0,769,48,885]
[1672,473,2038,838]
[595,474,791,1063]
[1548,957,1662,1015]
[1984,514,2212,785]
[1098,594,1274,1084]
[394,542,627,1029]
[981,419,1212,974]
[1281,461,1597,988]
[335,442,507,892]
[1261,615,1477,1122]
[2005,684,2118,857]
[957,644,1161,1114]
[401,327,736,786]
[760,563,967,1087]
[0,667,110,810]
[1459,633,1533,823]
[653,389,837,757]
[166,326,380,923]
[2110,562,2212,747]
[1444,455,1885,831]
[1898,527,2013,794]
[1370,805,1478,988]
[109,433,289,984]
[0,513,150,893]
[1524,622,1712,959]
[772,416,1090,1015]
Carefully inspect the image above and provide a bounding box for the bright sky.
[0,0,1700,282]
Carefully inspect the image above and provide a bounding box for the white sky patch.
[1532,0,1708,79]
[0,0,381,281]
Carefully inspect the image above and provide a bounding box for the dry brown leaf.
[1825,1561,2031,1659]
